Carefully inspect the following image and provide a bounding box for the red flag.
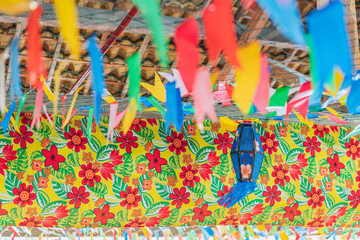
[26,5,47,89]
[286,82,312,119]
[175,18,200,93]
[202,0,240,68]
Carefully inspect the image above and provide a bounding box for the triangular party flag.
[0,0,36,15]
[219,116,237,132]
[0,47,9,115]
[165,81,184,131]
[27,5,47,89]
[213,81,232,106]
[147,96,166,117]
[1,101,16,134]
[14,94,27,128]
[347,70,360,113]
[299,76,306,85]
[87,34,105,125]
[241,0,256,10]
[10,36,22,101]
[202,0,240,68]
[252,53,270,113]
[62,86,83,128]
[158,69,188,97]
[193,67,217,124]
[174,17,200,93]
[31,81,44,129]
[140,72,166,102]
[87,107,94,142]
[344,124,360,139]
[53,0,80,58]
[127,51,142,110]
[256,0,306,46]
[286,82,313,119]
[318,112,349,124]
[307,0,353,105]
[106,102,118,145]
[268,86,290,107]
[123,98,138,134]
[232,42,261,114]
[132,0,168,68]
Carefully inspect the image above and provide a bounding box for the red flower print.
[79,163,101,187]
[55,205,69,219]
[283,203,301,221]
[348,190,360,208]
[145,148,167,173]
[312,125,329,138]
[130,118,147,132]
[325,215,337,227]
[124,218,145,227]
[20,112,32,125]
[119,186,141,209]
[100,162,116,181]
[327,153,345,176]
[263,185,281,206]
[19,216,41,227]
[146,217,160,227]
[330,126,339,132]
[306,187,325,208]
[208,151,220,166]
[117,131,138,154]
[192,203,211,223]
[308,217,324,227]
[94,204,115,225]
[289,165,302,181]
[109,149,123,166]
[0,158,9,176]
[239,213,253,224]
[0,202,8,216]
[303,136,321,157]
[214,132,233,154]
[147,119,157,126]
[158,206,171,219]
[42,216,58,227]
[166,131,188,155]
[169,187,190,208]
[10,125,34,149]
[2,144,17,161]
[345,139,360,160]
[252,204,265,215]
[356,171,360,188]
[260,132,279,154]
[271,164,290,186]
[42,145,65,171]
[198,163,213,181]
[67,186,90,208]
[219,215,239,225]
[64,128,87,152]
[297,153,308,168]
[179,164,200,188]
[13,183,36,207]
[217,185,230,198]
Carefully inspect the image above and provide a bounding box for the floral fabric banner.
[0,114,359,228]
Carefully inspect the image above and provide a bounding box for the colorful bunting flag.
[147,96,166,117]
[174,18,200,93]
[219,116,238,132]
[87,34,105,125]
[140,72,166,102]
[53,0,80,59]
[252,54,270,113]
[286,82,312,119]
[193,67,217,124]
[1,101,16,134]
[31,81,44,129]
[0,0,36,15]
[256,0,306,46]
[307,0,353,106]
[232,42,261,114]
[123,98,138,134]
[10,37,22,101]
[158,69,188,97]
[127,51,142,110]
[318,112,349,124]
[212,81,232,106]
[132,0,169,68]
[165,81,184,132]
[269,86,290,107]
[27,5,47,89]
[202,0,240,68]
[347,70,360,113]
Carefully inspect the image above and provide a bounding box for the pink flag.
[212,81,232,106]
[193,67,217,124]
[318,112,349,124]
[286,82,312,119]
[253,54,270,113]
[175,18,200,93]
[202,0,240,68]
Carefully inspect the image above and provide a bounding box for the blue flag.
[10,37,22,101]
[165,82,184,131]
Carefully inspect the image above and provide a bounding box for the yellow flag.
[219,116,238,132]
[211,71,219,88]
[279,230,289,240]
[62,86,83,128]
[232,42,261,114]
[123,98,138,133]
[0,0,35,15]
[53,0,80,59]
[293,109,314,128]
[102,89,117,103]
[140,72,166,102]
[53,63,63,122]
[326,107,340,116]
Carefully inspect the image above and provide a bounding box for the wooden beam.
[344,0,360,70]
[258,40,308,50]
[268,57,311,81]
[284,49,298,66]
[317,0,329,9]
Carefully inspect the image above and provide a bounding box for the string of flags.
[0,0,359,140]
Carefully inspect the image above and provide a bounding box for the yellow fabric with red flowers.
[0,115,359,228]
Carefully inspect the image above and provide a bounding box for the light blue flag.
[10,36,22,101]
